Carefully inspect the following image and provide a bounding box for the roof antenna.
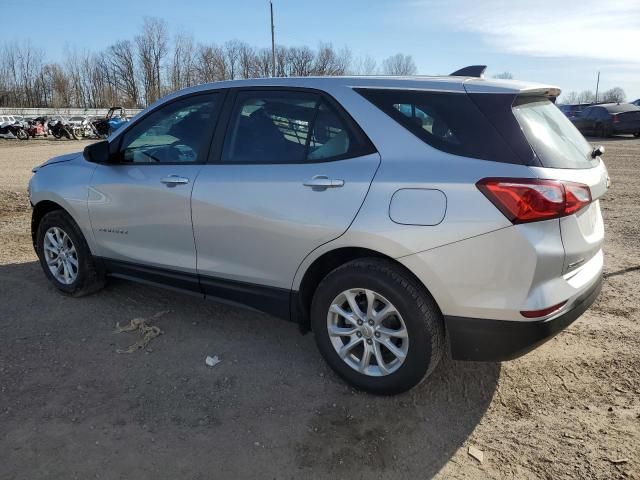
[450,65,487,78]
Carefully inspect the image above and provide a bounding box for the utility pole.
[270,1,276,77]
[595,71,600,103]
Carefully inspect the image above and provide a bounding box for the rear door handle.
[161,175,190,185]
[303,175,344,189]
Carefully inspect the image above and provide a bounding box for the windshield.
[513,97,595,169]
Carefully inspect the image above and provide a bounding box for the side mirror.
[83,140,111,163]
[591,145,605,158]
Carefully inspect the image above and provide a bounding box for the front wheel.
[36,210,105,296]
[311,258,444,395]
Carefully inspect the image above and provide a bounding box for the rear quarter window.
[512,97,596,169]
[355,88,520,164]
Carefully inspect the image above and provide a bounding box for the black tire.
[634,132,640,138]
[16,129,28,140]
[36,210,105,297]
[311,258,444,395]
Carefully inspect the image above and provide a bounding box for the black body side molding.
[97,257,293,322]
[449,65,487,78]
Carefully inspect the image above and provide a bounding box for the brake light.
[477,178,591,223]
[521,301,567,318]
[612,114,619,123]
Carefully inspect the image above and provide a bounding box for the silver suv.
[29,69,607,394]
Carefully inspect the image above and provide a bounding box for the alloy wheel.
[327,288,409,376]
[43,226,79,285]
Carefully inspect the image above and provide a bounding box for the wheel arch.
[293,246,442,333]
[31,200,73,252]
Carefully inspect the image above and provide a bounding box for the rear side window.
[512,97,594,169]
[222,90,374,164]
[355,88,519,163]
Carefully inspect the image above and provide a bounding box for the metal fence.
[0,107,144,117]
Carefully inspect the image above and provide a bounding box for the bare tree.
[351,55,377,75]
[237,42,257,79]
[601,87,626,103]
[493,71,514,79]
[0,22,425,108]
[288,46,315,76]
[136,17,169,105]
[382,53,417,75]
[313,43,350,76]
[255,48,273,78]
[561,91,579,104]
[108,40,140,107]
[577,90,596,104]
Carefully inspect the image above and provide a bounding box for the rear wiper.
[591,145,605,158]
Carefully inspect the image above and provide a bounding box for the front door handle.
[161,175,190,185]
[303,175,345,189]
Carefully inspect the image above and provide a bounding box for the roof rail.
[449,65,487,78]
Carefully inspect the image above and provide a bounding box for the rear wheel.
[311,258,444,395]
[36,210,105,296]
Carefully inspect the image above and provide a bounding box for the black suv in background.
[571,103,640,137]
[558,103,590,120]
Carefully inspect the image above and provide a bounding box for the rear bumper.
[445,275,602,361]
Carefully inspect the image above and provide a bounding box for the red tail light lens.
[477,178,591,223]
[612,115,619,124]
[521,301,567,318]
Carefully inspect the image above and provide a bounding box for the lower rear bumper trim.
[445,275,602,361]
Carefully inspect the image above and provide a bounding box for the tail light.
[612,115,619,124]
[477,178,591,224]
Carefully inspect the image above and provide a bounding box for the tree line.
[560,87,626,105]
[0,17,418,109]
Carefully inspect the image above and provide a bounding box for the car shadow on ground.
[0,261,499,478]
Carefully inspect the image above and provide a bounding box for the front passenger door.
[191,89,380,296]
[88,92,222,277]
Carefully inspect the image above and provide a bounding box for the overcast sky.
[4,0,639,100]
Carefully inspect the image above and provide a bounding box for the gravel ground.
[0,137,638,479]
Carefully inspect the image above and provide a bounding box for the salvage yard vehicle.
[28,68,607,394]
[0,116,29,139]
[92,107,129,137]
[571,103,640,138]
[26,117,49,138]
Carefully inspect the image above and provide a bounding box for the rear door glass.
[512,97,595,169]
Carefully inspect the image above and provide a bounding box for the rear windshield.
[355,88,520,164]
[512,97,595,169]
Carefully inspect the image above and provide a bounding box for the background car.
[571,103,640,137]
[558,103,590,120]
[631,99,640,107]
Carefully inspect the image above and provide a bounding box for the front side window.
[118,93,219,164]
[222,90,372,164]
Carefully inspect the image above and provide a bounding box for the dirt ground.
[0,137,638,480]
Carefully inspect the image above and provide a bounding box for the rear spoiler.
[450,65,487,78]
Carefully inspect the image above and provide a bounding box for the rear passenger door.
[191,88,380,300]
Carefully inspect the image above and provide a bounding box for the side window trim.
[207,86,376,165]
[109,89,226,166]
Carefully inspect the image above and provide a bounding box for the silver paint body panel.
[29,75,605,324]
